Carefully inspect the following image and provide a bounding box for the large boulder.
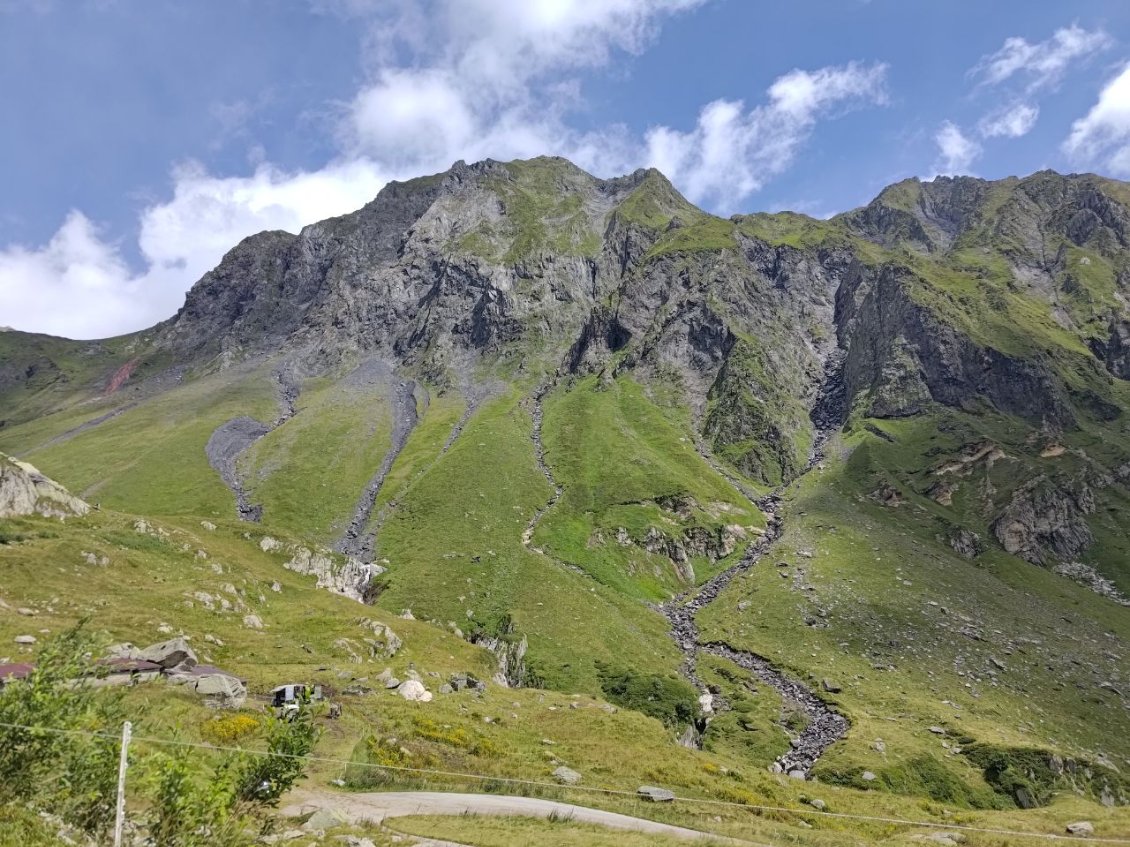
[302,807,349,832]
[106,643,143,660]
[194,673,246,708]
[397,679,433,702]
[553,766,582,785]
[637,785,676,802]
[358,618,401,657]
[139,637,197,670]
[0,453,89,519]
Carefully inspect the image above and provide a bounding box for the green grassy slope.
[698,417,1130,807]
[242,377,393,543]
[4,509,1128,844]
[0,363,277,518]
[373,389,684,692]
[536,375,763,599]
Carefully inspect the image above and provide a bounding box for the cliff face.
[8,160,1130,582]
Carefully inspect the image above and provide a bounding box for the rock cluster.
[107,637,246,707]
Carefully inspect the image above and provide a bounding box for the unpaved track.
[282,789,756,845]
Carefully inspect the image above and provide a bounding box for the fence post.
[113,720,132,847]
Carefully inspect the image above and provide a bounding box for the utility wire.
[1,720,1127,844]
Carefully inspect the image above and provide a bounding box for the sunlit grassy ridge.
[536,375,762,599]
[242,376,393,543]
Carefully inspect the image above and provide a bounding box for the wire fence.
[1,719,1128,844]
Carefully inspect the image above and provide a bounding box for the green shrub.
[595,662,699,729]
[0,621,124,839]
[144,706,320,845]
[817,757,1004,809]
[963,743,1130,809]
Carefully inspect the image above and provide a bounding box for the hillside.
[1,157,1129,843]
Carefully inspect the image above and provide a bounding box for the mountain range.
[2,156,1129,841]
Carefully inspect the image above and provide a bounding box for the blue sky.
[3,0,1130,338]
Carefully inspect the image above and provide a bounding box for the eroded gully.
[661,351,850,776]
[521,383,588,579]
[336,378,421,562]
[206,366,300,522]
[363,387,492,564]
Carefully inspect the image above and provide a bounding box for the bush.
[230,708,319,806]
[201,714,260,745]
[144,705,321,845]
[0,621,124,839]
[142,752,245,847]
[962,743,1130,809]
[412,715,500,757]
[0,623,321,846]
[816,757,1004,809]
[595,662,699,729]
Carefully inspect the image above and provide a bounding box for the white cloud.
[340,0,708,173]
[972,24,1111,92]
[642,63,889,207]
[0,159,389,339]
[0,212,144,338]
[2,0,889,338]
[979,102,1039,138]
[933,121,982,175]
[1063,62,1130,176]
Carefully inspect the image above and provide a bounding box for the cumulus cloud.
[339,0,708,174]
[340,0,888,205]
[933,121,982,175]
[2,0,889,338]
[961,24,1105,164]
[978,102,1039,139]
[0,159,389,339]
[972,24,1111,92]
[0,212,144,338]
[1063,63,1130,176]
[643,63,888,207]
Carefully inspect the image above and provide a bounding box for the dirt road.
[281,788,757,844]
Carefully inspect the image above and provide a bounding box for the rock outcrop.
[991,477,1095,565]
[259,536,383,603]
[0,453,88,519]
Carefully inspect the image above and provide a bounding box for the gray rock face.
[1090,320,1130,380]
[836,264,1075,427]
[194,673,246,708]
[991,477,1096,565]
[138,637,197,671]
[0,453,89,519]
[470,631,528,688]
[637,785,676,802]
[948,528,984,560]
[72,162,1115,507]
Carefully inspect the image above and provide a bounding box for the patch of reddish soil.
[105,358,139,395]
